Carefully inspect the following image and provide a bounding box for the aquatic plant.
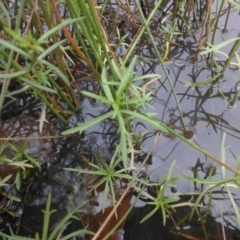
[1,0,240,239]
[0,194,92,240]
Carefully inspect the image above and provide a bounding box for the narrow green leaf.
[81,91,112,105]
[120,109,171,134]
[133,74,160,81]
[62,111,113,135]
[49,201,88,240]
[0,39,30,58]
[228,0,240,9]
[61,229,93,240]
[200,38,240,55]
[20,77,57,93]
[6,85,30,97]
[42,194,56,240]
[140,207,158,223]
[38,17,84,42]
[0,2,11,27]
[64,168,106,176]
[41,60,70,86]
[0,174,13,187]
[0,69,28,78]
[37,39,66,61]
[101,68,115,102]
[38,102,48,133]
[183,174,231,185]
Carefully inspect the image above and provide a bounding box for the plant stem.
[134,0,186,131]
[0,0,26,115]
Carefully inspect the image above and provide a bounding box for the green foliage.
[1,0,240,238]
[200,37,240,55]
[140,160,180,225]
[0,4,82,122]
[62,51,240,177]
[0,194,92,240]
[62,56,158,168]
[0,174,12,188]
[65,147,137,210]
[0,141,39,190]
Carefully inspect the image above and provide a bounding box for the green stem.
[124,109,240,177]
[134,0,186,131]
[0,50,69,124]
[37,90,68,124]
[222,38,240,73]
[42,194,55,240]
[122,0,163,65]
[209,0,224,69]
[0,0,26,115]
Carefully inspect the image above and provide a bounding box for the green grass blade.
[62,111,113,135]
[38,17,83,42]
[0,70,28,78]
[41,60,70,86]
[20,77,57,93]
[37,39,66,61]
[200,37,240,54]
[0,39,30,58]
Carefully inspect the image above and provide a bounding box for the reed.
[1,0,240,239]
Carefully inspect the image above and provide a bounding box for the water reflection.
[1,0,240,239]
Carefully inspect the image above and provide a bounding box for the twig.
[50,0,101,79]
[92,131,160,240]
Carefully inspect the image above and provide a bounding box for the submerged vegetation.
[1,0,240,239]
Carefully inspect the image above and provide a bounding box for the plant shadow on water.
[0,104,118,238]
[1,0,240,239]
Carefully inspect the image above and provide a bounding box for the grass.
[1,0,240,239]
[0,194,92,240]
[0,140,40,189]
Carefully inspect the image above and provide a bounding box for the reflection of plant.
[0,194,92,240]
[182,133,240,237]
[1,0,240,239]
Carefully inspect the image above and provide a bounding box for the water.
[1,0,240,239]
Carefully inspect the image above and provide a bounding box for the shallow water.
[1,1,240,239]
